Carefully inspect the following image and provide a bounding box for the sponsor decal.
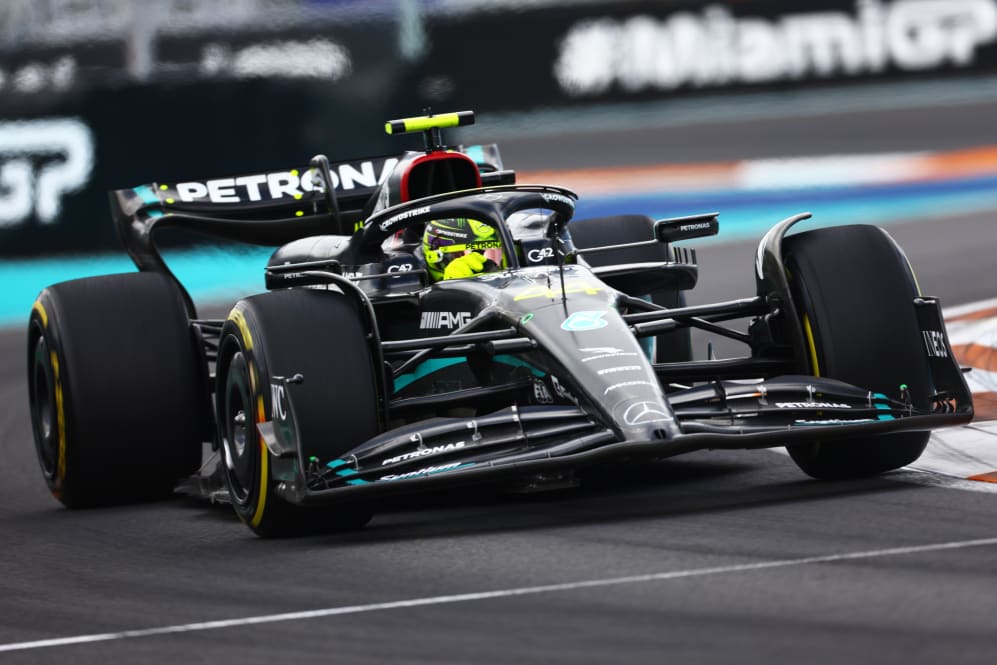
[0,55,77,95]
[430,225,467,239]
[387,263,414,273]
[561,310,608,332]
[0,118,94,227]
[270,383,287,421]
[380,461,471,481]
[604,380,656,395]
[622,400,673,426]
[420,311,473,329]
[679,222,712,232]
[381,441,466,466]
[200,38,352,81]
[541,192,575,207]
[776,402,851,409]
[554,1,997,96]
[597,365,642,375]
[533,379,555,404]
[527,246,555,263]
[380,205,431,232]
[173,158,399,204]
[550,375,579,404]
[466,240,503,251]
[923,329,948,358]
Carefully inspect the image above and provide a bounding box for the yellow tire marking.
[50,351,67,489]
[229,308,258,392]
[228,308,253,351]
[803,314,821,377]
[251,439,270,528]
[901,254,923,297]
[250,394,269,528]
[34,300,66,494]
[32,301,48,328]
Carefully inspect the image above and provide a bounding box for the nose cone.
[571,340,680,441]
[516,312,678,441]
[503,267,680,441]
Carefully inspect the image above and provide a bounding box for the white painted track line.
[2,536,997,654]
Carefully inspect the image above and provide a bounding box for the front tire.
[216,289,380,537]
[783,225,932,479]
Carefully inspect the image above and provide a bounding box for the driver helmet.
[422,218,503,281]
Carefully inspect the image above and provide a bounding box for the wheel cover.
[221,351,257,506]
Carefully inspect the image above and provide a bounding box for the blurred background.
[1,0,997,323]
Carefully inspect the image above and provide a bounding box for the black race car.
[27,111,973,536]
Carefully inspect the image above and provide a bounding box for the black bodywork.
[107,118,974,508]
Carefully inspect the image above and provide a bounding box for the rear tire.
[216,289,380,537]
[783,225,931,479]
[27,273,205,507]
[569,214,692,363]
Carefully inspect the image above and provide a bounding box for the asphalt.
[2,91,997,664]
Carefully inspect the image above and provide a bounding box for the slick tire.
[783,225,932,479]
[216,289,379,538]
[569,214,692,363]
[27,273,205,507]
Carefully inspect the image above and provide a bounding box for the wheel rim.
[221,351,257,506]
[29,334,58,479]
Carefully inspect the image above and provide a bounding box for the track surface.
[2,95,997,663]
[493,95,997,167]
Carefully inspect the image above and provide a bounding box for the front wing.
[267,374,970,506]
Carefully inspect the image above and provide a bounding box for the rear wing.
[112,144,508,235]
[110,153,401,241]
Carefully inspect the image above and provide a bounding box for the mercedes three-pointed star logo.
[622,401,672,426]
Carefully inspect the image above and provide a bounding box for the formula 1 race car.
[27,111,973,537]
